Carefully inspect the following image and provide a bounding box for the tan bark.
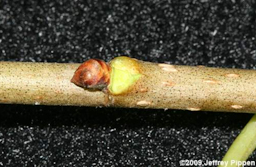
[0,62,107,106]
[1,60,256,113]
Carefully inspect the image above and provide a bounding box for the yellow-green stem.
[219,114,256,167]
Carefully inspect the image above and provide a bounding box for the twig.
[1,56,256,114]
[0,62,107,106]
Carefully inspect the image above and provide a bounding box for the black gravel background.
[0,0,256,166]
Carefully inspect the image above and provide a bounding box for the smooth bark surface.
[1,60,256,113]
[0,62,107,106]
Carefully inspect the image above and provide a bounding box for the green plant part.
[108,56,142,95]
[219,114,256,167]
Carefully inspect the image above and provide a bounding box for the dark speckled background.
[0,0,256,166]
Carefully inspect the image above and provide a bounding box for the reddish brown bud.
[71,59,110,90]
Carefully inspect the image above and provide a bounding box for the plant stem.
[0,62,107,106]
[1,57,256,113]
[219,114,256,167]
